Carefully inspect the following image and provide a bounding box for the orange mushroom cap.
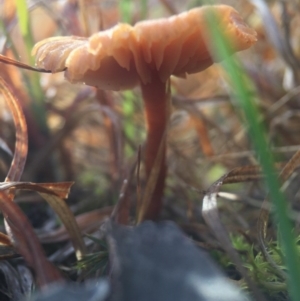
[32,5,256,90]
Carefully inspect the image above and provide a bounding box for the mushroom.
[32,5,257,220]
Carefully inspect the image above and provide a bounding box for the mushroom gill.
[32,5,256,89]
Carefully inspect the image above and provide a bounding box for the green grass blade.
[15,0,28,36]
[120,0,132,23]
[15,0,34,64]
[14,0,49,134]
[204,5,300,301]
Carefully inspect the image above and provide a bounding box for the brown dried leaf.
[279,150,300,184]
[0,77,27,185]
[0,191,63,287]
[39,192,86,260]
[218,162,287,184]
[0,181,84,259]
[0,181,86,260]
[0,181,73,199]
[38,207,113,243]
[221,165,264,184]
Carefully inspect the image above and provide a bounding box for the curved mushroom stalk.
[140,77,169,220]
[32,5,257,221]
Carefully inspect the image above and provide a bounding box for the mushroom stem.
[141,77,170,220]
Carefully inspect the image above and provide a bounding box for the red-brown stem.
[141,77,169,220]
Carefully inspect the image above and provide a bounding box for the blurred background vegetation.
[1,0,300,300]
